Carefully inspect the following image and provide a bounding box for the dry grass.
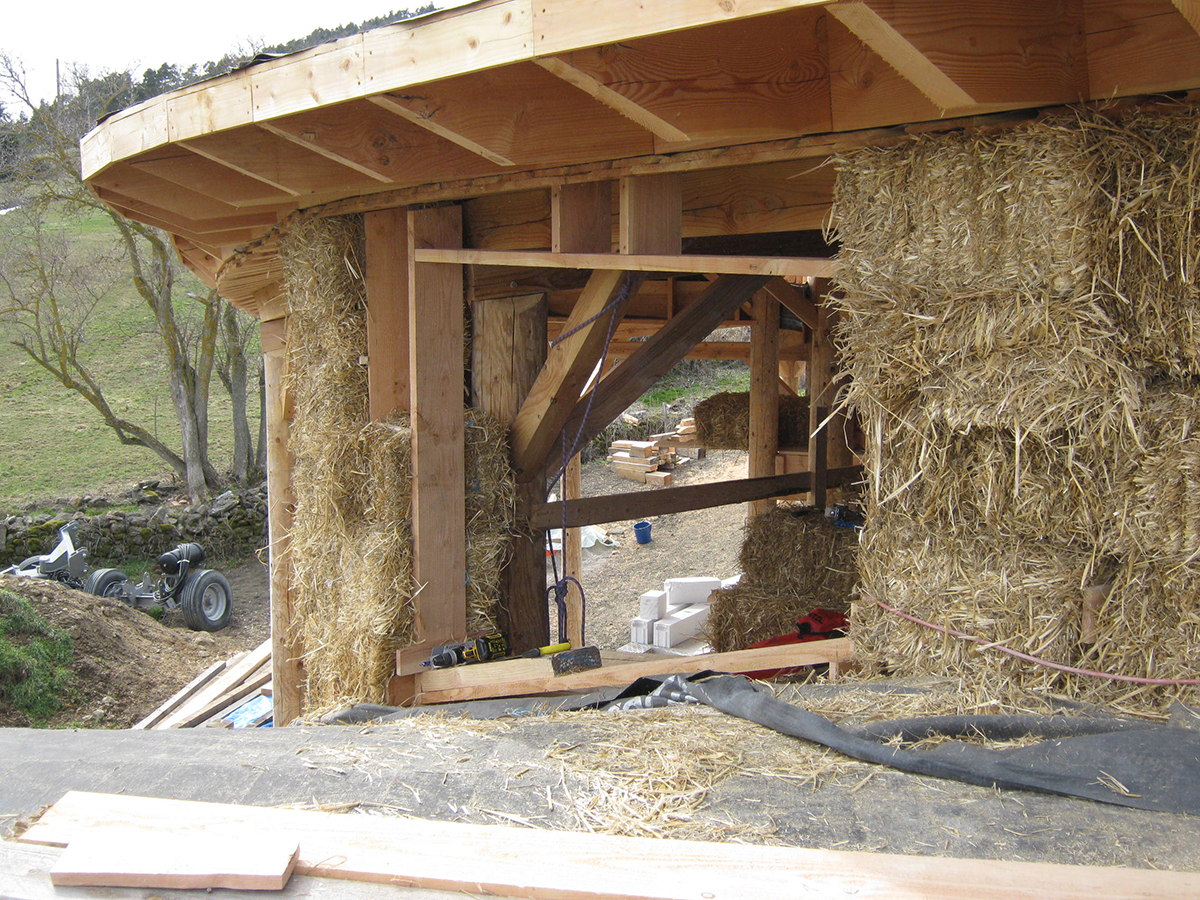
[281,215,515,711]
[694,392,808,450]
[831,105,1200,714]
[705,506,858,652]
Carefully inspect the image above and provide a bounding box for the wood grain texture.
[681,160,835,238]
[29,790,1199,900]
[749,290,781,518]
[373,63,655,169]
[364,208,412,420]
[50,831,296,890]
[416,248,838,279]
[553,8,831,146]
[465,190,552,251]
[132,151,292,207]
[1087,0,1200,96]
[536,57,690,142]
[265,350,302,725]
[552,181,613,254]
[529,467,862,530]
[471,294,548,420]
[620,174,681,255]
[409,206,467,644]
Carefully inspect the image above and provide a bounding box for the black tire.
[179,569,233,632]
[84,567,132,600]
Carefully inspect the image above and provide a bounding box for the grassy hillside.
[0,208,260,506]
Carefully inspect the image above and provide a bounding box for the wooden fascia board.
[826,1,975,111]
[1173,0,1200,35]
[534,57,691,142]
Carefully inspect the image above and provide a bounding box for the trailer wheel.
[84,567,132,600]
[180,569,233,632]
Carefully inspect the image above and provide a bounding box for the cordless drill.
[427,632,510,669]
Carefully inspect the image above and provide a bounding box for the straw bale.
[693,392,808,449]
[1082,107,1200,378]
[704,506,857,652]
[279,215,515,710]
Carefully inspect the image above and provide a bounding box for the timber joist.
[78,0,1200,311]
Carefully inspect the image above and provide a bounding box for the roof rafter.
[368,94,516,167]
[258,124,394,183]
[1172,1,1200,35]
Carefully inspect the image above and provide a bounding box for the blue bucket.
[634,521,652,544]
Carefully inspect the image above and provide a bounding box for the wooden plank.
[132,151,291,208]
[369,94,516,167]
[763,276,818,330]
[131,660,227,730]
[28,790,1200,900]
[179,667,273,730]
[1087,0,1200,97]
[419,639,853,701]
[606,339,805,363]
[467,190,552,251]
[619,174,681,256]
[265,350,303,726]
[1174,0,1200,34]
[535,57,691,142]
[681,161,835,237]
[748,289,780,519]
[551,181,612,255]
[563,451,584,648]
[50,831,298,890]
[364,208,411,420]
[827,1,975,110]
[158,642,273,730]
[510,270,637,479]
[543,274,769,478]
[529,466,863,529]
[409,206,467,644]
[414,248,837,279]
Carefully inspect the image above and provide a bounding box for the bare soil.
[0,452,750,728]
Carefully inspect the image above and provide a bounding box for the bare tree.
[0,55,260,500]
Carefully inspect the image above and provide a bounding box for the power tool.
[427,632,510,669]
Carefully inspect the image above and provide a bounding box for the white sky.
[3,1,470,107]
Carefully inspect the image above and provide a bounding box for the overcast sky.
[4,1,469,107]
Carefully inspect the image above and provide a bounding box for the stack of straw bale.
[704,506,856,653]
[281,216,514,712]
[694,392,809,449]
[833,106,1200,713]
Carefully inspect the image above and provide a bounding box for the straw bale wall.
[694,392,808,449]
[281,215,514,711]
[834,107,1200,713]
[705,506,856,653]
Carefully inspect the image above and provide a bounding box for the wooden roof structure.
[79,0,1200,738]
[81,0,1200,311]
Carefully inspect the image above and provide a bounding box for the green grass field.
[0,208,261,507]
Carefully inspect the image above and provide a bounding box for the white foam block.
[639,589,668,620]
[721,574,743,589]
[630,617,655,645]
[653,604,711,649]
[665,577,722,607]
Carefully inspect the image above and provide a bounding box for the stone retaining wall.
[0,484,269,568]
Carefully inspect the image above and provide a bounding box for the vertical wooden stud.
[619,174,681,255]
[365,209,412,419]
[264,345,303,725]
[409,205,467,644]
[749,289,780,520]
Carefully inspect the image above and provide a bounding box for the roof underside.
[80,0,1200,313]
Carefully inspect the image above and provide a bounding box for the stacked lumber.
[607,439,680,485]
[629,575,739,649]
[653,418,698,449]
[133,640,273,730]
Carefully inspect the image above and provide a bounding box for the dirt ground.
[0,452,753,728]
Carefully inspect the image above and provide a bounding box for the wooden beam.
[1174,1,1200,35]
[511,270,638,479]
[827,1,975,111]
[263,348,302,725]
[764,276,819,330]
[408,206,467,644]
[535,56,691,142]
[563,451,584,648]
[543,274,769,479]
[368,94,516,167]
[620,174,681,255]
[416,638,853,702]
[748,289,780,518]
[415,248,837,279]
[529,467,862,530]
[261,121,393,183]
[364,208,411,420]
[605,339,806,363]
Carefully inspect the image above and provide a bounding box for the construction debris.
[133,640,273,730]
[607,438,682,484]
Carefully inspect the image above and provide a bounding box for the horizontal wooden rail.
[414,248,838,279]
[529,465,863,529]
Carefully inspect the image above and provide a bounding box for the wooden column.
[619,174,681,255]
[808,279,849,508]
[552,181,612,648]
[409,206,467,644]
[263,334,303,726]
[364,209,411,419]
[475,293,549,654]
[749,289,780,520]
